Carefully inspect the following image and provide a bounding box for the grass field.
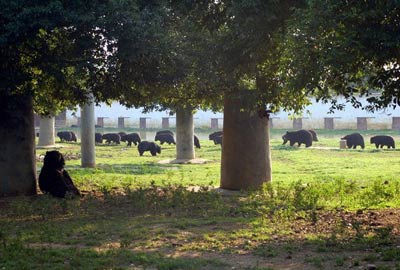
[1,129,400,269]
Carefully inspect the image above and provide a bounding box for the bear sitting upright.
[39,150,80,198]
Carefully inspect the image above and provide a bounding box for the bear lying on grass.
[282,130,313,148]
[341,133,365,149]
[370,135,395,149]
[138,141,161,156]
[39,150,80,198]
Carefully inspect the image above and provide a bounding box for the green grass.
[2,129,400,269]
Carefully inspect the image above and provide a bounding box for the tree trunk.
[0,94,36,196]
[176,106,195,160]
[37,116,55,147]
[80,96,96,168]
[220,95,271,190]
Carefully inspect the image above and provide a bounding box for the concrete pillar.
[176,106,195,160]
[77,117,81,127]
[37,116,55,147]
[55,110,67,127]
[340,140,347,149]
[268,118,274,129]
[211,118,219,129]
[392,117,400,130]
[324,118,334,130]
[118,117,125,129]
[81,96,95,168]
[293,118,302,129]
[357,117,368,130]
[97,117,105,128]
[140,117,147,129]
[162,117,170,129]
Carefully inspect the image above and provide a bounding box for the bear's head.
[282,132,290,145]
[43,150,65,170]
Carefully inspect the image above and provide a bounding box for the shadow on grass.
[2,184,400,269]
[66,163,181,176]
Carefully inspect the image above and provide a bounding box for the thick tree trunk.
[37,116,55,147]
[0,94,36,196]
[220,95,271,190]
[80,97,95,168]
[176,106,195,160]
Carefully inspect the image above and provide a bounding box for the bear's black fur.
[118,132,127,138]
[95,133,103,144]
[194,134,201,149]
[156,130,174,137]
[138,141,161,156]
[155,133,176,145]
[209,131,223,144]
[370,135,395,149]
[38,151,80,198]
[102,133,121,144]
[121,133,141,146]
[341,133,365,149]
[282,129,313,147]
[213,135,223,145]
[308,130,318,142]
[70,131,77,142]
[57,131,77,142]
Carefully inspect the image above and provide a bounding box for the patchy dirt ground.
[20,209,400,270]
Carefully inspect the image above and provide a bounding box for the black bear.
[156,130,174,137]
[57,131,76,142]
[102,133,121,144]
[138,141,161,156]
[155,133,176,145]
[194,134,201,149]
[308,129,318,142]
[95,133,103,144]
[282,130,313,147]
[213,135,223,145]
[370,135,395,149]
[70,131,77,142]
[121,133,141,146]
[118,132,127,138]
[341,133,365,149]
[38,151,80,198]
[208,131,222,144]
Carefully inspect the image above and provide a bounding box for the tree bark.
[220,95,271,190]
[0,94,36,196]
[176,106,195,160]
[81,96,96,168]
[37,116,55,147]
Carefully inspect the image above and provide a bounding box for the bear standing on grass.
[370,135,395,149]
[138,141,161,156]
[39,151,80,198]
[282,130,313,147]
[341,133,365,149]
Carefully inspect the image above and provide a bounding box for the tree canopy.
[1,0,399,115]
[282,0,400,112]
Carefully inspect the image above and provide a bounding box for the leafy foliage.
[282,0,400,112]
